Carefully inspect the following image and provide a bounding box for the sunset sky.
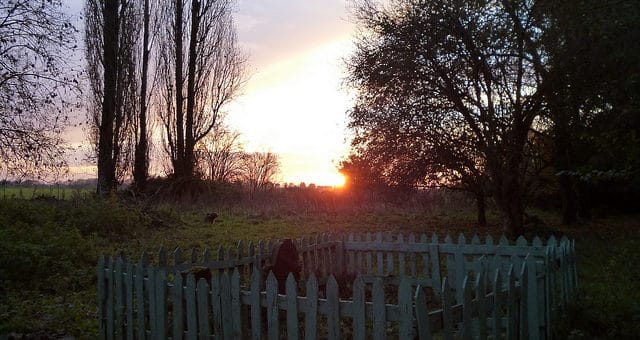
[65,0,356,186]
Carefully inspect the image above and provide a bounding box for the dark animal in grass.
[264,239,301,294]
[181,266,212,286]
[204,212,219,224]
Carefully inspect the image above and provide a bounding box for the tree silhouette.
[0,0,79,179]
[347,0,549,234]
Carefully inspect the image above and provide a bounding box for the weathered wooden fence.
[97,233,577,339]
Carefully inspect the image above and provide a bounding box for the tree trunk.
[97,0,120,196]
[174,0,185,178]
[184,0,200,179]
[134,0,151,193]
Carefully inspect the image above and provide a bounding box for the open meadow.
[0,188,639,339]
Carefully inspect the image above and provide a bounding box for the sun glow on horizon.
[286,171,346,188]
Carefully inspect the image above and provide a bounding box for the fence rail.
[98,233,577,339]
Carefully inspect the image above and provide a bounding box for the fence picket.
[211,271,223,339]
[305,274,318,340]
[366,232,373,274]
[519,261,529,340]
[398,277,413,339]
[220,271,233,340]
[372,278,386,340]
[231,268,243,339]
[492,269,502,339]
[106,257,115,340]
[266,272,279,340]
[385,232,394,275]
[114,257,123,340]
[398,233,406,277]
[376,232,384,276]
[173,272,184,340]
[250,269,262,340]
[352,276,366,340]
[462,276,472,340]
[326,275,340,339]
[506,266,517,340]
[185,274,197,340]
[135,262,146,340]
[146,265,155,339]
[408,233,417,276]
[286,273,299,340]
[125,260,133,340]
[97,256,106,339]
[197,279,210,340]
[414,285,432,340]
[475,270,487,340]
[442,278,454,340]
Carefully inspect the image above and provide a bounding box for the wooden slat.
[286,273,299,340]
[414,285,432,340]
[506,266,517,340]
[135,262,146,340]
[398,234,406,277]
[372,278,386,340]
[442,277,453,340]
[173,272,184,340]
[146,264,155,340]
[211,271,223,339]
[326,275,340,339]
[185,274,197,340]
[156,270,167,339]
[231,268,243,339]
[492,269,502,339]
[365,233,373,274]
[125,260,134,340]
[461,276,472,340]
[115,257,123,340]
[266,272,279,340]
[376,232,384,276]
[97,256,106,339]
[398,277,413,339]
[250,269,262,340]
[107,257,115,340]
[220,271,233,340]
[352,276,366,340]
[197,279,210,340]
[475,270,487,340]
[305,274,318,340]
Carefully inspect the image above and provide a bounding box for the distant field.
[0,186,92,200]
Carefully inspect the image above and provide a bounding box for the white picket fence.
[97,233,577,339]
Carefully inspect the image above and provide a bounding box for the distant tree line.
[341,0,640,234]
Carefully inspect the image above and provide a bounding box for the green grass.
[0,195,638,338]
[0,186,92,200]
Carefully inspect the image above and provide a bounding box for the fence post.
[266,272,279,340]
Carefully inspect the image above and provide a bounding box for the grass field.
[0,194,638,338]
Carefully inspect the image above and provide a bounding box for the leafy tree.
[0,0,79,179]
[347,0,549,234]
[539,0,640,222]
[157,0,247,181]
